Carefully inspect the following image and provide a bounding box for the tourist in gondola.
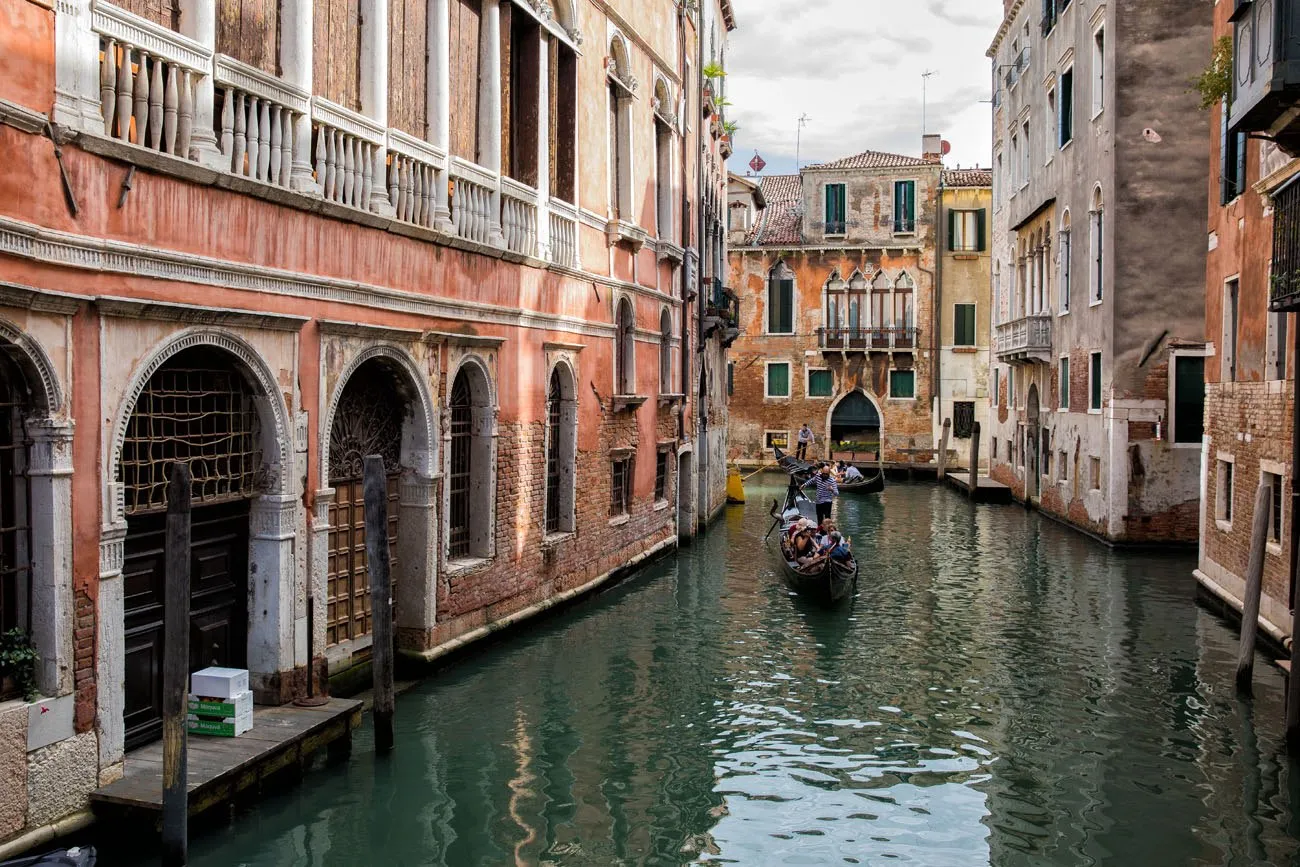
[842,462,864,483]
[811,462,839,523]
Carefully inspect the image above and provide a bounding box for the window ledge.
[1058,308,1071,317]
[658,392,685,407]
[1060,138,1074,153]
[1268,541,1284,557]
[1089,298,1104,307]
[653,499,670,511]
[952,253,981,260]
[542,531,575,548]
[952,346,979,354]
[889,396,918,402]
[656,240,685,264]
[612,394,648,412]
[606,219,649,251]
[1216,519,1233,533]
[765,395,791,401]
[446,556,493,578]
[608,513,631,527]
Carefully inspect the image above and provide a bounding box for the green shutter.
[809,370,833,397]
[976,209,987,251]
[1060,357,1069,408]
[955,304,975,346]
[780,279,794,333]
[947,209,956,251]
[769,363,789,397]
[1090,353,1102,409]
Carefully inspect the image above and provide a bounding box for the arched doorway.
[1027,383,1041,500]
[119,346,265,748]
[0,352,32,683]
[448,361,494,562]
[829,390,882,457]
[325,358,413,647]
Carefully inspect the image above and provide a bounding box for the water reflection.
[106,480,1300,866]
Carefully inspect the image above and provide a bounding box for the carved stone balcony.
[817,326,917,352]
[995,313,1053,363]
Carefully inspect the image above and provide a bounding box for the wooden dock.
[943,471,1013,504]
[91,698,362,819]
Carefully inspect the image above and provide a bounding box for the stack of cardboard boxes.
[187,667,253,737]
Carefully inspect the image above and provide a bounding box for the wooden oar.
[743,461,780,481]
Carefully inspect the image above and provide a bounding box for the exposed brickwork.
[73,591,94,733]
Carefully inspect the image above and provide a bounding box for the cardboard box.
[187,710,252,738]
[188,690,252,719]
[190,667,249,699]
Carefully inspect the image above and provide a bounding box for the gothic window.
[617,297,636,395]
[449,361,493,561]
[660,309,674,393]
[545,363,577,535]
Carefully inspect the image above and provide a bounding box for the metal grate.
[545,372,561,534]
[449,374,472,558]
[953,401,975,439]
[654,451,668,501]
[0,354,31,648]
[610,458,631,517]
[1273,180,1300,310]
[121,359,261,514]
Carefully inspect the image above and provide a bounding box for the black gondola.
[765,468,858,607]
[773,447,885,494]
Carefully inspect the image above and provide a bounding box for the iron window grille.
[546,373,562,534]
[953,401,975,439]
[654,451,668,501]
[121,360,262,515]
[0,355,31,655]
[449,375,473,558]
[611,457,632,517]
[1272,179,1300,310]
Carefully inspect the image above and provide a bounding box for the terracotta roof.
[805,150,937,171]
[943,168,993,188]
[741,175,803,246]
[758,174,802,203]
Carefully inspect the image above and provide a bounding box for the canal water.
[107,479,1300,866]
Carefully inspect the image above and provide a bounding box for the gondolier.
[811,463,839,522]
[796,424,815,460]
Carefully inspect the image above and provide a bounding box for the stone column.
[281,0,318,192]
[26,420,75,698]
[426,0,454,231]
[176,0,222,167]
[395,477,438,651]
[535,30,552,260]
[360,0,395,215]
[247,494,298,702]
[53,0,106,132]
[96,525,127,769]
[479,0,506,247]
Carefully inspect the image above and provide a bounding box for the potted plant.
[0,628,39,702]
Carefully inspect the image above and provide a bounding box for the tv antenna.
[796,113,811,171]
[921,70,937,135]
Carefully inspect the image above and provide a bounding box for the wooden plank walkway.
[943,472,1013,504]
[91,698,362,818]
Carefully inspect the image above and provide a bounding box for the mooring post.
[967,423,981,501]
[364,455,396,753]
[937,418,951,480]
[1237,482,1273,695]
[162,463,192,867]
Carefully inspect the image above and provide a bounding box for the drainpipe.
[695,0,708,525]
[931,170,945,435]
[678,0,690,445]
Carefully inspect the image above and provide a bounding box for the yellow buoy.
[726,466,746,504]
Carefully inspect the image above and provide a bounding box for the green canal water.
[106,480,1300,865]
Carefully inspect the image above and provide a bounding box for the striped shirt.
[811,473,839,504]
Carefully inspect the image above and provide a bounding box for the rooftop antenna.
[796,113,811,171]
[922,70,937,135]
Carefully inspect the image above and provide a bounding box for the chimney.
[923,134,943,163]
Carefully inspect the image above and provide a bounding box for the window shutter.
[976,209,987,251]
[780,279,794,333]
[1219,100,1231,205]
[948,209,957,251]
[906,182,915,225]
[825,186,834,226]
[1235,132,1248,199]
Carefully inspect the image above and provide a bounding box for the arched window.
[659,309,673,393]
[847,270,868,332]
[448,362,493,561]
[608,37,633,220]
[1059,210,1072,312]
[654,80,674,240]
[871,271,892,344]
[616,297,636,395]
[545,364,577,535]
[993,260,1002,325]
[894,273,916,348]
[824,270,844,336]
[768,262,794,334]
[1089,186,1104,302]
[0,352,30,655]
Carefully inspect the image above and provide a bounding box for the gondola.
[773,447,885,494]
[765,473,859,607]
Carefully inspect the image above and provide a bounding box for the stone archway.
[827,389,883,458]
[445,356,496,564]
[1027,383,1041,500]
[545,360,578,536]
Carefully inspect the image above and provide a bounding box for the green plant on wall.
[0,628,39,702]
[723,121,740,135]
[1194,36,1233,110]
[702,61,726,80]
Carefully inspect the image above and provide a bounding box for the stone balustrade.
[548,199,579,268]
[449,158,497,246]
[500,178,539,257]
[311,99,386,210]
[94,3,211,159]
[214,56,308,187]
[386,130,448,229]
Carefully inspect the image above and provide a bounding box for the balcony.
[995,314,1053,363]
[1228,0,1300,150]
[1271,179,1300,310]
[703,289,741,347]
[816,326,918,352]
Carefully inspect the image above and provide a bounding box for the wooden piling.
[162,464,191,867]
[967,423,981,501]
[1237,482,1273,695]
[364,455,396,753]
[937,418,951,480]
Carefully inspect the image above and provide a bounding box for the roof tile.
[805,150,937,170]
[943,168,993,188]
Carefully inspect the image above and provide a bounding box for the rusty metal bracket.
[43,122,79,218]
[117,165,136,209]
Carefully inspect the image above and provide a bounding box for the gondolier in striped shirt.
[811,462,839,523]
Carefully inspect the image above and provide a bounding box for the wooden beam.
[364,455,396,753]
[162,463,192,867]
[1238,482,1273,694]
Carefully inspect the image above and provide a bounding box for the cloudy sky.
[724,0,1004,176]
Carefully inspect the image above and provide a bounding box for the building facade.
[0,0,734,845]
[1196,0,1300,641]
[987,0,1210,542]
[936,169,993,470]
[726,142,946,464]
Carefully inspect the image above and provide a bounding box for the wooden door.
[122,500,249,750]
[326,475,398,646]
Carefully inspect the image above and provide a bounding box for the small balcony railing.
[1272,179,1300,311]
[995,313,1053,362]
[817,326,917,351]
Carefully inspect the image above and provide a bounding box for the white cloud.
[724,0,1002,176]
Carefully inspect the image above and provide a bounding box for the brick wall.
[73,591,94,733]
